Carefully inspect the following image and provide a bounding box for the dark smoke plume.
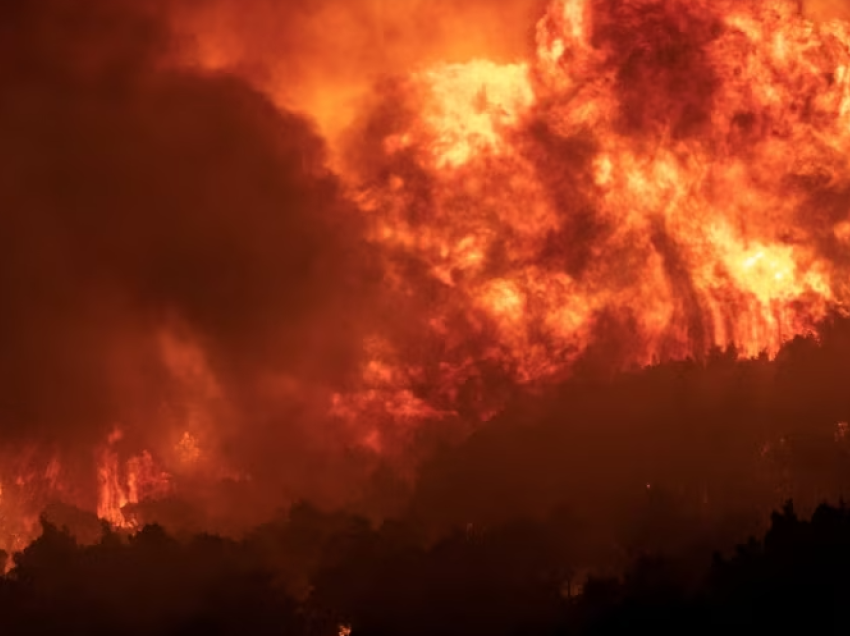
[0,0,379,508]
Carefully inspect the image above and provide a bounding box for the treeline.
[5,316,850,634]
[398,312,850,542]
[3,500,850,635]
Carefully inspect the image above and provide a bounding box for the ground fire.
[2,0,850,580]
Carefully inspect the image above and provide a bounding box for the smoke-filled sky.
[0,0,391,511]
[0,0,561,442]
[172,0,850,141]
[3,0,850,534]
[169,0,547,143]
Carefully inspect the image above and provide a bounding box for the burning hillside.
[2,0,850,557]
[331,0,850,445]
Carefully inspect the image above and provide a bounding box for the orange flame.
[96,428,172,529]
[330,0,850,439]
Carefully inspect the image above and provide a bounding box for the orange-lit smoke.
[169,0,544,153]
[807,0,850,21]
[326,0,850,449]
[0,0,380,553]
[5,0,850,554]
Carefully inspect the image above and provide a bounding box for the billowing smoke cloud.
[0,0,383,513]
[170,0,548,145]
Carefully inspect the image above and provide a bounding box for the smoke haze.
[0,0,386,516]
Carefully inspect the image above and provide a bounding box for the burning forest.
[4,0,850,631]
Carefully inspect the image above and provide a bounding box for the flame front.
[333,0,850,441]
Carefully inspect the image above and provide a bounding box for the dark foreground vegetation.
[3,319,850,635]
[2,500,850,636]
[5,1,850,633]
[6,318,850,636]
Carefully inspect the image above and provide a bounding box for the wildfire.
[6,0,850,555]
[334,0,850,432]
[0,424,217,555]
[319,0,850,448]
[414,60,535,168]
[96,428,172,529]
